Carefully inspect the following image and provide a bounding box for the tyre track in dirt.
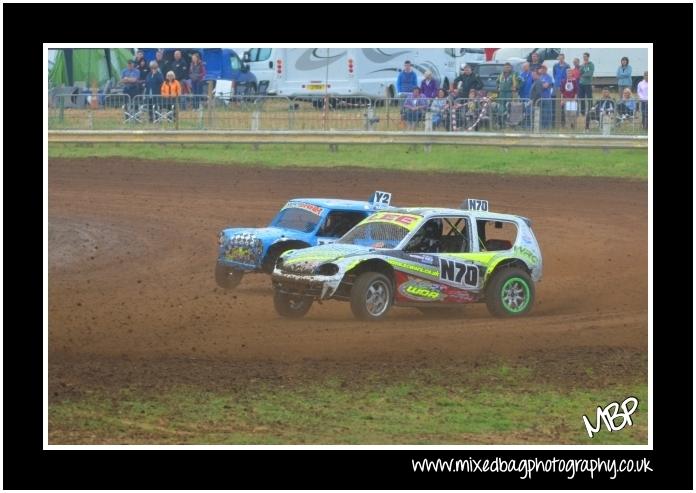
[48,158,647,394]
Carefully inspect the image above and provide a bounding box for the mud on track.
[48,158,648,398]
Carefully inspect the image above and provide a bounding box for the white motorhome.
[244,48,485,98]
[493,48,648,87]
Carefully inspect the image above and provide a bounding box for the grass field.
[49,361,647,445]
[49,143,648,179]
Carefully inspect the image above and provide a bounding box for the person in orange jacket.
[161,71,182,121]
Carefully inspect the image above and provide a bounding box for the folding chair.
[506,101,525,129]
[153,102,176,124]
[123,103,146,124]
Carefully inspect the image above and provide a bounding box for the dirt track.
[48,158,647,396]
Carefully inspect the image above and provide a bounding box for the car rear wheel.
[485,267,534,317]
[350,272,393,321]
[273,290,313,318]
[215,262,244,290]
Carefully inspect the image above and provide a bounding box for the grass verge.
[49,364,648,445]
[49,143,647,179]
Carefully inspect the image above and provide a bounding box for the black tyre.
[273,290,313,318]
[350,272,393,321]
[485,267,535,317]
[215,262,244,290]
[261,248,282,274]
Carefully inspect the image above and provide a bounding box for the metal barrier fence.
[530,97,648,135]
[48,93,648,135]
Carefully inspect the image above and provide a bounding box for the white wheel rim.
[365,280,389,317]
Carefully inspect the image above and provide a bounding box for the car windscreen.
[338,212,423,249]
[271,203,324,233]
[478,65,502,77]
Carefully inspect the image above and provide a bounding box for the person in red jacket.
[560,68,579,128]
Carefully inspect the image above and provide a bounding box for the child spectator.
[560,68,579,128]
[430,88,448,129]
[464,88,481,130]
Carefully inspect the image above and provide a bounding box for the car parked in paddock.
[271,199,542,320]
[216,191,394,289]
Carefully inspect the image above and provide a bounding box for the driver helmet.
[423,219,441,240]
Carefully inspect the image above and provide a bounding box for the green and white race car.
[271,199,542,320]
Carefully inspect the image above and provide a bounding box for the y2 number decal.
[439,258,479,287]
[372,191,392,206]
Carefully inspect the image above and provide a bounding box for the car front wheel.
[274,290,313,318]
[485,267,535,317]
[215,262,244,290]
[350,272,393,321]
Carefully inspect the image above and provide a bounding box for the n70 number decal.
[439,258,478,287]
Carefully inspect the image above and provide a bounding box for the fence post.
[207,82,214,128]
[58,96,65,123]
[533,102,541,133]
[364,104,376,131]
[601,111,612,136]
[251,109,260,130]
[424,110,432,153]
[175,98,180,130]
[288,99,295,130]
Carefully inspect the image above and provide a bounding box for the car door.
[401,215,482,298]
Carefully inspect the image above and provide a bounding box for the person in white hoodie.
[636,71,648,130]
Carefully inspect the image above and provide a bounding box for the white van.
[242,48,279,94]
[493,48,648,87]
[244,48,485,99]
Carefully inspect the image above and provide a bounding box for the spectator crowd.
[115,49,648,131]
[120,49,207,121]
[393,52,648,132]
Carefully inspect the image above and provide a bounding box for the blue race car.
[216,191,393,289]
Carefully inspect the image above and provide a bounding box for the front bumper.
[271,271,342,300]
[217,257,258,272]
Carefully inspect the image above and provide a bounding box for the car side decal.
[439,258,479,287]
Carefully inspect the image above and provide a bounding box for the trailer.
[245,48,485,99]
